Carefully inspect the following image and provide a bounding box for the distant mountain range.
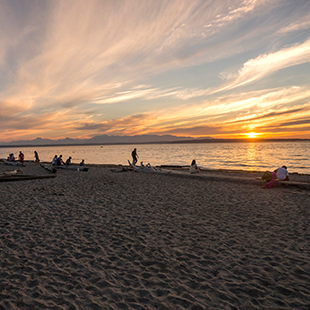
[1,135,307,147]
[0,134,214,147]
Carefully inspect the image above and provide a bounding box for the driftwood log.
[0,175,56,182]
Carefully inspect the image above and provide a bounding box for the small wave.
[234,163,269,168]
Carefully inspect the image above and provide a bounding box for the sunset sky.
[1,0,310,142]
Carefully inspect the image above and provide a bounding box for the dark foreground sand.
[0,162,310,309]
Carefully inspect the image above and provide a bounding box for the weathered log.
[0,175,56,182]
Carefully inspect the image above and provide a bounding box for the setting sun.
[247,132,258,139]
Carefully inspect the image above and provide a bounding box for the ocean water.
[1,141,309,174]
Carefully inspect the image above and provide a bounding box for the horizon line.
[0,137,309,148]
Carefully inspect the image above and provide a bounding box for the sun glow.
[247,132,258,138]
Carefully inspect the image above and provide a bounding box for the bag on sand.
[262,171,273,182]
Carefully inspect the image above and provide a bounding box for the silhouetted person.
[8,153,15,162]
[65,156,72,165]
[56,155,64,166]
[52,155,58,165]
[190,159,200,174]
[34,151,40,164]
[19,151,24,164]
[131,148,139,165]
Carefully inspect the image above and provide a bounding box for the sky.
[1,0,310,142]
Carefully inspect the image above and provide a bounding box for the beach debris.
[0,174,56,182]
[2,169,23,176]
[55,165,88,171]
[110,165,129,172]
[3,161,26,167]
[128,160,169,173]
[40,163,57,173]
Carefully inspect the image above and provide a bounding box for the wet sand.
[0,162,310,309]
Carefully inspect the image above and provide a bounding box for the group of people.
[7,151,40,165]
[6,147,290,183]
[6,150,86,167]
[262,165,289,189]
[7,151,25,164]
[7,153,16,162]
[51,154,84,166]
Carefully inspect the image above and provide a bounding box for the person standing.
[131,148,139,165]
[34,151,40,164]
[19,151,25,164]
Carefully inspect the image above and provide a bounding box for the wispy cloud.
[203,0,269,31]
[278,12,310,34]
[90,85,211,104]
[2,84,310,141]
[1,0,275,103]
[65,86,310,138]
[219,38,310,90]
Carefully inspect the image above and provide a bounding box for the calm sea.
[1,141,309,174]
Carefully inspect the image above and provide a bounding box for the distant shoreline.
[0,138,309,148]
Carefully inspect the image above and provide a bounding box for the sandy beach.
[1,162,310,309]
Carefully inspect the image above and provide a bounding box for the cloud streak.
[278,12,310,34]
[59,85,310,139]
[219,38,310,91]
